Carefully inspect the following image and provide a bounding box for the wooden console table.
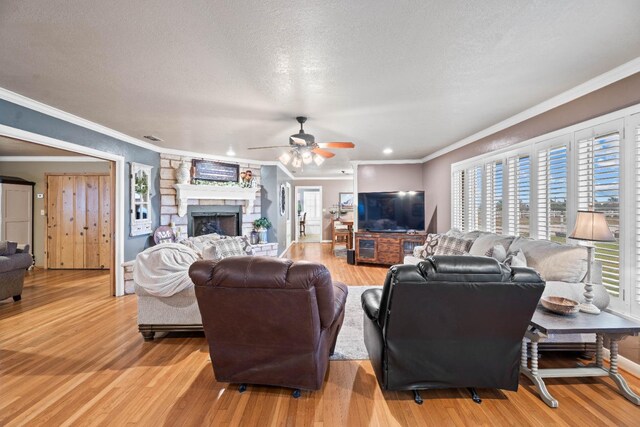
[522,308,640,408]
[354,231,425,265]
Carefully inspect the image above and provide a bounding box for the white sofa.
[405,229,610,351]
[135,233,258,341]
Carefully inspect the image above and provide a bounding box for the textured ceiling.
[1,1,640,176]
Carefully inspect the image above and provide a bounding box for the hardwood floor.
[1,243,639,426]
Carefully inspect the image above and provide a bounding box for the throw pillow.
[420,233,441,258]
[445,228,464,238]
[484,244,507,262]
[0,241,18,256]
[505,249,527,267]
[434,235,473,256]
[202,238,249,260]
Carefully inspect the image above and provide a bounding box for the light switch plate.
[41,209,45,216]
[36,193,44,199]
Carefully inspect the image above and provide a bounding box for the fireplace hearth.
[187,205,242,237]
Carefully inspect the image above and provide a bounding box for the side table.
[521,308,640,408]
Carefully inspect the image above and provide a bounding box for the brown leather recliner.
[189,256,348,394]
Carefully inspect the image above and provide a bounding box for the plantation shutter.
[537,145,568,241]
[484,161,503,233]
[635,123,640,305]
[452,169,465,231]
[466,165,482,231]
[577,131,621,297]
[506,155,531,236]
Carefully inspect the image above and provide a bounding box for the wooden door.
[47,174,111,269]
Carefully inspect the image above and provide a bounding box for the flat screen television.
[358,191,425,232]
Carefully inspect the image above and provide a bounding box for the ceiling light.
[302,151,313,164]
[383,148,393,155]
[313,154,325,166]
[279,151,292,165]
[291,154,302,168]
[226,148,236,156]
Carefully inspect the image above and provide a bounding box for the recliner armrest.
[361,288,383,321]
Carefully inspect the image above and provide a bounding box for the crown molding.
[0,156,107,162]
[422,56,640,162]
[350,159,423,165]
[0,87,162,152]
[292,176,353,181]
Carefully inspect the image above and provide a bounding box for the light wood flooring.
[1,243,639,426]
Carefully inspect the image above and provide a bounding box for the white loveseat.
[134,233,263,341]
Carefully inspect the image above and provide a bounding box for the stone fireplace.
[187,205,242,237]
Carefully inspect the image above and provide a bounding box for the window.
[466,166,482,231]
[634,120,640,309]
[506,154,531,237]
[484,161,503,233]
[452,169,465,230]
[577,130,621,297]
[451,107,640,318]
[537,144,568,242]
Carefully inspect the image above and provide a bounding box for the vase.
[250,230,259,245]
[258,228,268,244]
[176,161,191,185]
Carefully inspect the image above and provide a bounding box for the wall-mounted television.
[358,191,425,232]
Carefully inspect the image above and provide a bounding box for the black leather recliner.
[362,256,545,404]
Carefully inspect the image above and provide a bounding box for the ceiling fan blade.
[248,145,291,150]
[290,136,307,146]
[318,142,355,149]
[312,148,336,158]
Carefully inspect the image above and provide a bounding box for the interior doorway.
[0,131,121,295]
[295,186,323,243]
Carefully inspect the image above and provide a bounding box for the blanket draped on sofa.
[133,243,199,297]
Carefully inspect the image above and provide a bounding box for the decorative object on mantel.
[568,210,616,315]
[192,159,239,183]
[176,161,191,185]
[253,217,272,244]
[130,162,153,236]
[239,170,255,187]
[173,183,260,217]
[540,296,579,315]
[249,229,259,245]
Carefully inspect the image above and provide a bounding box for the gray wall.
[358,164,424,193]
[0,99,161,261]
[260,165,292,255]
[0,160,110,266]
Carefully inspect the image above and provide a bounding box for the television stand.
[354,231,425,265]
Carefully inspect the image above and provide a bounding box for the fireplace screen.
[187,205,243,237]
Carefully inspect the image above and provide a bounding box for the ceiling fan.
[248,116,355,168]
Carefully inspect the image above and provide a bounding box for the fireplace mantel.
[174,184,260,217]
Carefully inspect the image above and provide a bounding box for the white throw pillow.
[485,244,507,262]
[505,249,527,267]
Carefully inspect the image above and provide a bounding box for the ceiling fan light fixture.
[302,150,313,164]
[313,154,325,166]
[279,151,292,165]
[291,154,302,168]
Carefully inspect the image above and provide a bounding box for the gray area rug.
[330,285,381,360]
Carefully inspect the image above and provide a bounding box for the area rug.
[330,285,381,360]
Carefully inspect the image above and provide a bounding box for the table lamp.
[569,210,616,314]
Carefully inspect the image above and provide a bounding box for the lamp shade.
[569,211,616,242]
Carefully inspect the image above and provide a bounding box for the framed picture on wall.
[339,192,354,210]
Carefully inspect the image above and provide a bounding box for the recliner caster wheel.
[238,384,247,393]
[292,389,301,398]
[468,388,482,404]
[413,390,423,405]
